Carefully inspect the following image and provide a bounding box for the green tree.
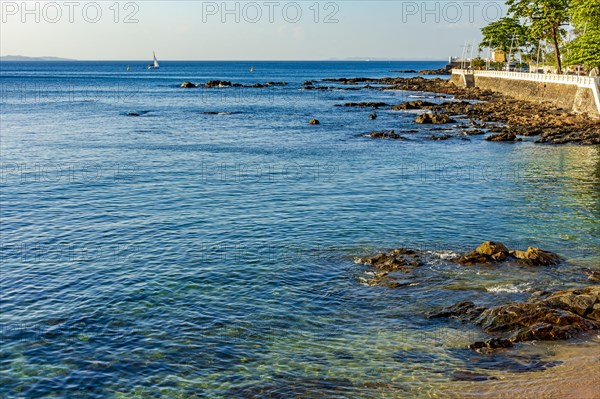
[480,17,531,54]
[507,0,570,73]
[565,0,600,70]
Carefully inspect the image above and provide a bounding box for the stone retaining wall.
[450,71,600,118]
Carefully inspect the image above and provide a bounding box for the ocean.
[1,61,599,398]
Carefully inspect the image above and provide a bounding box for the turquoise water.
[1,61,599,398]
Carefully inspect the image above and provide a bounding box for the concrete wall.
[450,72,600,118]
[573,86,600,116]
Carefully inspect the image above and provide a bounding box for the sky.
[0,1,509,60]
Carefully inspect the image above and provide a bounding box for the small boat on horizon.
[148,51,160,70]
[250,66,254,73]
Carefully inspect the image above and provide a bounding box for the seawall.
[450,70,600,118]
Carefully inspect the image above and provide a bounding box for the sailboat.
[250,66,254,73]
[148,51,160,70]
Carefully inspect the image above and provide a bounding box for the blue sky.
[1,1,508,60]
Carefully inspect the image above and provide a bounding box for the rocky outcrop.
[180,81,197,88]
[354,248,423,288]
[317,75,600,144]
[204,80,233,88]
[431,286,600,349]
[182,80,289,89]
[369,113,378,120]
[536,127,600,145]
[415,113,456,124]
[419,67,452,75]
[392,100,436,110]
[457,242,561,266]
[509,247,562,266]
[339,102,390,108]
[458,241,510,264]
[485,132,522,142]
[478,286,600,342]
[309,119,320,125]
[356,242,561,288]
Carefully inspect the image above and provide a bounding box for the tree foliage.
[505,0,570,72]
[565,0,600,70]
[480,17,531,53]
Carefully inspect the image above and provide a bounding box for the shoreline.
[441,337,600,399]
[314,76,600,145]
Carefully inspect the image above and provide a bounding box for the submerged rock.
[355,248,423,287]
[468,338,513,351]
[430,134,453,141]
[485,132,522,142]
[369,130,408,140]
[227,376,355,399]
[451,371,498,381]
[587,270,600,282]
[309,119,320,125]
[428,301,486,321]
[355,248,422,272]
[369,113,378,120]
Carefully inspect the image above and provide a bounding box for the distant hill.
[0,55,76,61]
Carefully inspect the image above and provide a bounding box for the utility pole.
[460,41,469,69]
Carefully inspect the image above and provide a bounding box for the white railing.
[452,69,599,88]
[452,69,600,115]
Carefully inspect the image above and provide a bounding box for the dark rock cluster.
[431,286,600,350]
[457,241,562,266]
[415,113,456,124]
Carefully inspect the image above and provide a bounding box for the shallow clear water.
[1,61,599,398]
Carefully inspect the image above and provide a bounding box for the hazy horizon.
[0,55,449,62]
[2,1,507,61]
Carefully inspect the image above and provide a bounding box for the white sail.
[153,52,159,68]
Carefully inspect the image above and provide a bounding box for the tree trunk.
[551,26,562,74]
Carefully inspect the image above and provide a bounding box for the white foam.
[486,283,532,293]
[427,250,460,260]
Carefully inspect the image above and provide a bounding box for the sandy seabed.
[434,336,600,399]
